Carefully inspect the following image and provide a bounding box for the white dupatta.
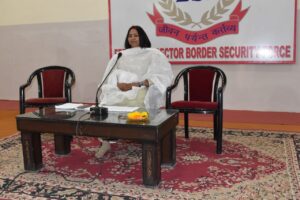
[99,47,173,109]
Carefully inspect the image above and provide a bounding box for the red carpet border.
[0,127,299,199]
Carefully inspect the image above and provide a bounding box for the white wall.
[0,2,299,113]
[0,0,106,25]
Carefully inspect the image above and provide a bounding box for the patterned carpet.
[0,127,300,199]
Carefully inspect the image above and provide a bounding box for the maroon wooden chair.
[19,66,75,114]
[166,66,227,154]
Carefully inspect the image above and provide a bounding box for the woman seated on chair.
[99,25,173,109]
[96,25,174,158]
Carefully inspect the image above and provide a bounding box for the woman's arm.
[117,79,149,91]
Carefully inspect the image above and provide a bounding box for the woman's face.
[127,28,140,48]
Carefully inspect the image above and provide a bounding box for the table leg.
[161,128,176,166]
[21,132,42,171]
[54,134,72,155]
[142,143,161,186]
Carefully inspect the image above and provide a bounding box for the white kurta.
[99,47,174,109]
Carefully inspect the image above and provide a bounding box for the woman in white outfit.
[96,25,174,158]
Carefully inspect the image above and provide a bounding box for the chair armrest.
[19,81,33,101]
[165,81,181,108]
[19,71,38,113]
[64,72,75,102]
[65,77,75,88]
[165,70,185,109]
[19,82,32,114]
[217,86,225,94]
[165,86,173,109]
[20,82,31,91]
[216,87,224,109]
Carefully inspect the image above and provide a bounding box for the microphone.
[90,52,122,118]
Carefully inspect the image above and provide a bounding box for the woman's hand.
[117,83,132,91]
[117,82,139,91]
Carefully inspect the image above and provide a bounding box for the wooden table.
[16,107,178,186]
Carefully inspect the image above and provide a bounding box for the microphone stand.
[90,52,122,118]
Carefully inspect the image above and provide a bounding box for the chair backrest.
[41,69,66,97]
[28,66,75,99]
[189,68,215,101]
[178,66,226,102]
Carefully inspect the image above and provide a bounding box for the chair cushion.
[25,97,67,105]
[171,101,218,110]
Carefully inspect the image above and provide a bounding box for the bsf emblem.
[148,0,250,44]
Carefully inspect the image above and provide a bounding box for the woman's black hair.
[124,25,151,49]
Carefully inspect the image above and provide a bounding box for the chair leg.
[20,105,25,114]
[213,113,217,140]
[20,100,25,114]
[216,111,223,154]
[184,112,189,138]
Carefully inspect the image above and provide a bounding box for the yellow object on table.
[127,111,149,121]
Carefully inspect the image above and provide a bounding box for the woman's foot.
[95,139,111,158]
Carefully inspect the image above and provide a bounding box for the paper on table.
[55,103,83,110]
[105,106,139,112]
[86,105,139,112]
[55,104,139,112]
[76,105,92,110]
